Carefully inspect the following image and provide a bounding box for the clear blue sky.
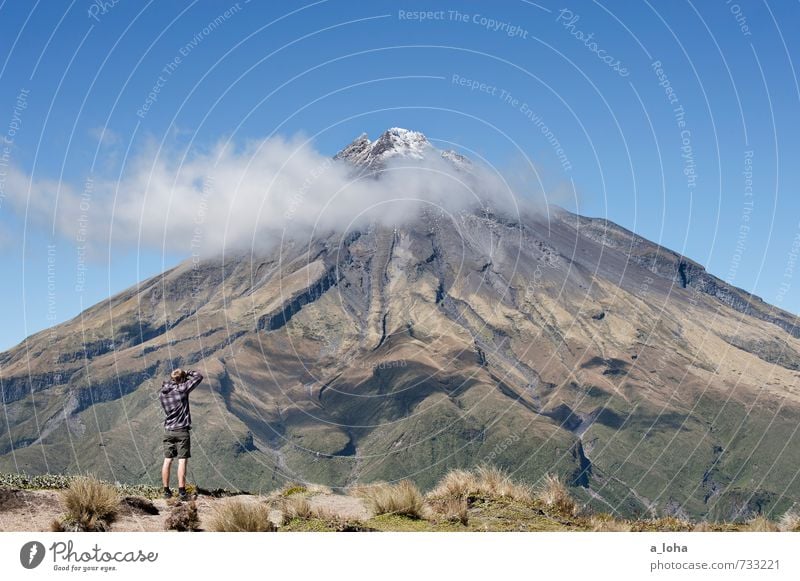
[0,0,798,351]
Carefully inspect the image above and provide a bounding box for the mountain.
[2,128,799,521]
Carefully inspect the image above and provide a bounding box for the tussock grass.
[692,521,713,532]
[354,480,426,519]
[53,476,120,532]
[426,469,477,500]
[282,495,314,520]
[277,495,366,530]
[209,498,275,532]
[743,515,779,532]
[427,466,532,503]
[589,514,631,532]
[535,473,576,517]
[630,516,693,532]
[430,496,469,525]
[474,466,532,501]
[306,483,334,495]
[778,510,800,532]
[164,500,199,531]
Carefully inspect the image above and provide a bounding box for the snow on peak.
[335,128,470,173]
[370,127,430,161]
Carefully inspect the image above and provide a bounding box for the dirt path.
[0,488,371,532]
[307,493,370,521]
[0,489,62,532]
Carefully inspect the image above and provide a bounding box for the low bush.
[165,501,200,531]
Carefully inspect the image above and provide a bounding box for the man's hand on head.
[179,369,204,394]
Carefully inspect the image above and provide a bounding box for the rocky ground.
[2,484,797,533]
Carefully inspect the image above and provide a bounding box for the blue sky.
[0,0,798,351]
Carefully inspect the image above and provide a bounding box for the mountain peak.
[334,127,438,171]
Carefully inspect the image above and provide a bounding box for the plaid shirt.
[159,371,203,430]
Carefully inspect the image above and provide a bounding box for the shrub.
[282,484,307,497]
[1,473,72,490]
[165,501,200,531]
[209,498,275,532]
[355,481,425,519]
[535,473,576,517]
[54,476,120,532]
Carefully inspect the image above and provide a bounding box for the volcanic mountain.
[2,128,799,520]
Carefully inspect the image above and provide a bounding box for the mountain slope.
[1,129,799,521]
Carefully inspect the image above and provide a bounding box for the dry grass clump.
[209,498,276,532]
[427,466,532,504]
[305,483,333,495]
[589,513,632,532]
[427,469,478,500]
[277,495,366,530]
[282,495,314,520]
[743,514,779,532]
[425,466,538,524]
[164,500,200,531]
[778,509,800,532]
[354,480,426,519]
[630,516,693,532]
[474,466,533,501]
[692,521,713,532]
[52,476,120,532]
[429,496,469,525]
[535,473,576,517]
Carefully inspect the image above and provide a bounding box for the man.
[159,368,203,501]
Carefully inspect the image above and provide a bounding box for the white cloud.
[4,133,541,257]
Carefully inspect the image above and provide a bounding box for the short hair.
[170,369,186,383]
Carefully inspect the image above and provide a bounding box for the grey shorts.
[163,429,191,459]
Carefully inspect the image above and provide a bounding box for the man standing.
[159,368,203,501]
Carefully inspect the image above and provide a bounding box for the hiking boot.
[178,490,194,502]
[162,488,173,500]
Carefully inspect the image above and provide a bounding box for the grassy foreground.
[2,469,799,532]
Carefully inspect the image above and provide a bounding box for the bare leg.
[161,458,173,488]
[177,458,187,489]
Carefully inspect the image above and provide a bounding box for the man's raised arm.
[180,370,204,394]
